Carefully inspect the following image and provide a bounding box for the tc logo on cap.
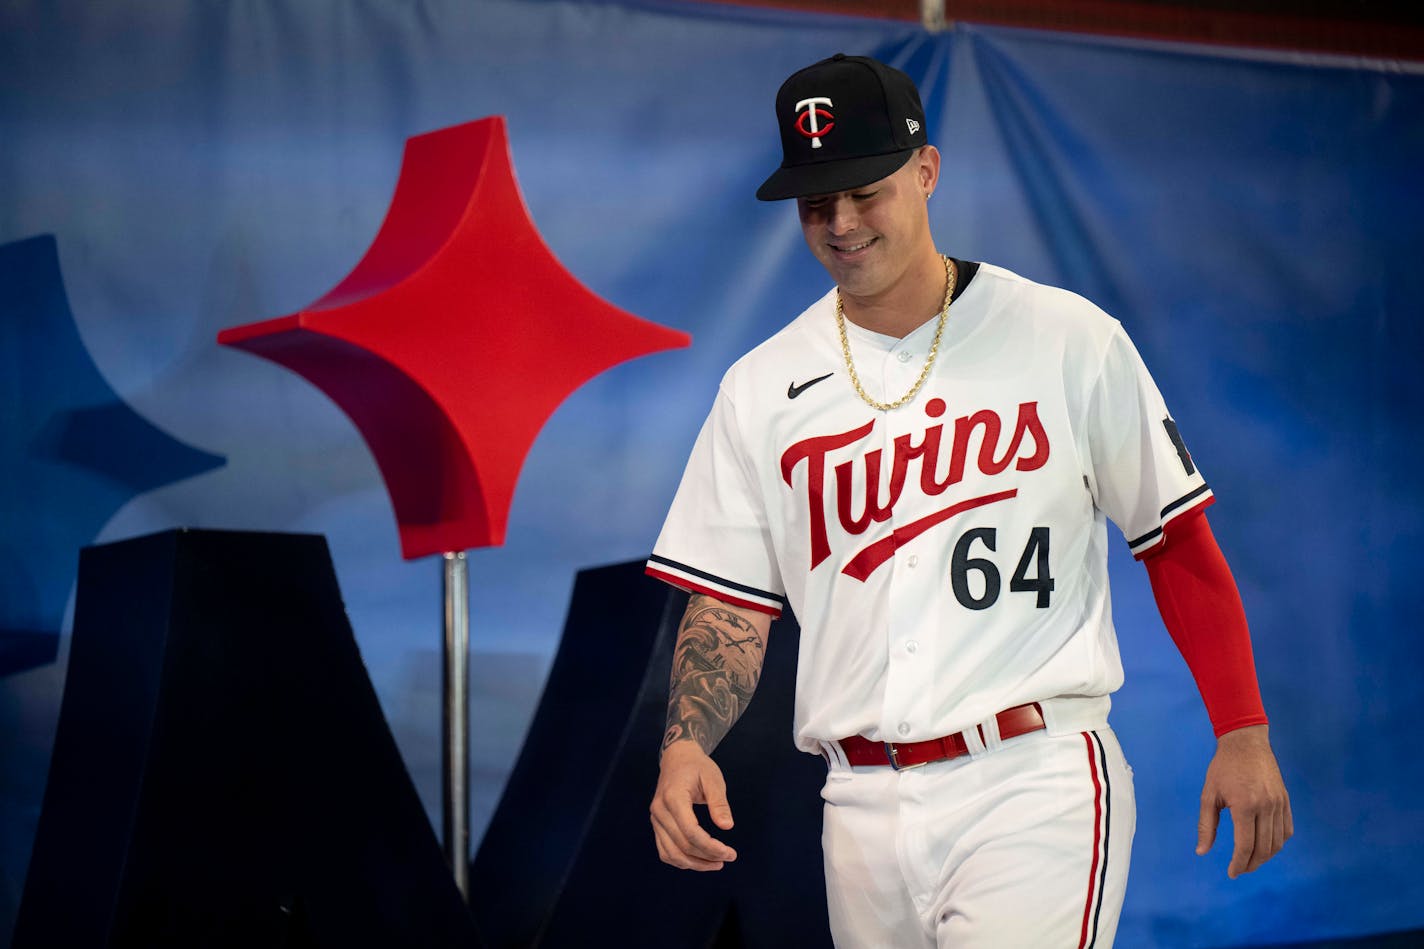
[794,96,834,149]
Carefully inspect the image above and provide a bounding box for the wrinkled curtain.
[2,0,1420,943]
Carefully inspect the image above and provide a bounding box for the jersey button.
[907,554,919,567]
[897,351,912,363]
[897,722,911,737]
[906,640,918,654]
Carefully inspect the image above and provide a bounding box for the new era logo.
[906,118,921,135]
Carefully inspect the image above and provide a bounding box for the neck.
[839,249,948,338]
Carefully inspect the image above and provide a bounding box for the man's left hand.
[1197,723,1292,878]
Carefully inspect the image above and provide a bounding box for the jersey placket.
[876,329,939,743]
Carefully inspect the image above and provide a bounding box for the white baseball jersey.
[647,263,1212,755]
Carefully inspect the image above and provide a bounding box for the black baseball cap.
[756,53,928,202]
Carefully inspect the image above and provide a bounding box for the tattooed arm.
[650,594,773,871]
[662,594,770,754]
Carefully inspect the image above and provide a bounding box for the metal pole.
[442,551,470,900]
[921,0,947,33]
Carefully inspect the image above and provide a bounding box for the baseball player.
[647,54,1290,947]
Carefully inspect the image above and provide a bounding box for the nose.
[825,196,859,236]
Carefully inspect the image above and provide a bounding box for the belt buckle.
[884,741,927,772]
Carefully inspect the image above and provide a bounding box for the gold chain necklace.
[836,254,956,412]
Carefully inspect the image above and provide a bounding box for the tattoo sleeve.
[662,595,767,755]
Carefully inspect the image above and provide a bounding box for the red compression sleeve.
[1142,511,1268,737]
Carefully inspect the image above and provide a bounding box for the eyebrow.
[804,188,876,202]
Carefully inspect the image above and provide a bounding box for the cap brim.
[755,148,916,202]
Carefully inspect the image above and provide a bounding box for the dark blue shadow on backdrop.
[0,235,226,676]
[14,529,480,947]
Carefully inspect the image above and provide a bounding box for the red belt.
[836,703,1046,771]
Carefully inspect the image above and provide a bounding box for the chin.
[828,263,889,298]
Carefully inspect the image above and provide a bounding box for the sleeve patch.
[1162,417,1195,476]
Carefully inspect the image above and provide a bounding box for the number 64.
[950,527,1054,610]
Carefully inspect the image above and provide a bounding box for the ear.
[916,145,941,197]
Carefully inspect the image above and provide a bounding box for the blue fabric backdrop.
[2,0,1421,944]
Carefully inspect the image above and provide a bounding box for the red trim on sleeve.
[1132,493,1216,561]
[1142,511,1268,737]
[644,566,783,618]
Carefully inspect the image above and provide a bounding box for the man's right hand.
[650,740,738,871]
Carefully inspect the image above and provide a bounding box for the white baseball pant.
[819,726,1135,948]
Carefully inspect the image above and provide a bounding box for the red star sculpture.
[219,117,690,559]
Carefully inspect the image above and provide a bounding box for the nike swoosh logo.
[787,372,834,399]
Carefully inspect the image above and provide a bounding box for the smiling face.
[796,146,941,311]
